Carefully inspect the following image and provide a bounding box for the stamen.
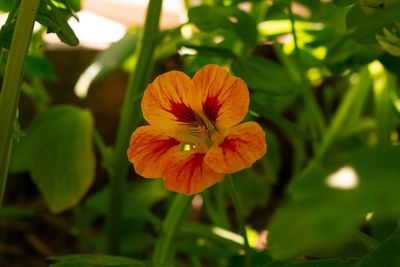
[173,106,222,149]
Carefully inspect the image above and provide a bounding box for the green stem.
[215,183,230,228]
[0,0,40,206]
[316,68,371,160]
[107,0,163,254]
[374,70,394,147]
[288,1,325,146]
[225,175,251,267]
[180,223,243,249]
[153,194,192,264]
[203,190,225,227]
[293,68,371,182]
[249,0,269,23]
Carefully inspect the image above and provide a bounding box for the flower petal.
[204,122,266,174]
[160,152,224,195]
[141,70,203,131]
[193,64,249,129]
[127,126,181,178]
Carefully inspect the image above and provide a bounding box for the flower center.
[186,113,224,152]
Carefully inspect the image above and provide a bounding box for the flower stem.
[153,194,192,264]
[0,0,40,206]
[107,0,163,254]
[316,68,371,161]
[288,1,325,147]
[215,183,230,228]
[225,175,251,267]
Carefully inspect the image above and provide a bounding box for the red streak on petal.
[131,136,180,159]
[203,95,222,122]
[154,138,181,156]
[168,101,203,125]
[219,137,248,161]
[220,137,243,151]
[186,153,205,194]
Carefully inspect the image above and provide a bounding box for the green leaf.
[75,31,139,97]
[268,190,363,259]
[180,42,238,59]
[379,53,400,75]
[228,251,273,267]
[83,180,167,253]
[251,100,308,140]
[232,56,295,96]
[269,147,400,259]
[48,254,171,267]
[264,258,358,267]
[84,180,167,221]
[63,0,81,12]
[333,0,357,8]
[232,133,279,216]
[357,232,400,267]
[37,0,79,46]
[10,106,95,213]
[347,2,400,43]
[0,21,16,49]
[345,3,365,31]
[25,55,57,81]
[0,0,16,12]
[86,30,138,82]
[325,37,382,73]
[188,5,257,45]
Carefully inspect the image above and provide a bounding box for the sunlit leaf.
[75,31,139,97]
[333,0,357,8]
[37,0,79,46]
[189,5,257,45]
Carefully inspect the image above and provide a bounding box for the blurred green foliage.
[1,0,400,266]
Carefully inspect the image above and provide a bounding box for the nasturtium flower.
[127,64,267,195]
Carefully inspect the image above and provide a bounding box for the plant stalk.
[0,0,40,206]
[107,0,163,254]
[225,175,251,267]
[153,194,192,264]
[288,1,325,146]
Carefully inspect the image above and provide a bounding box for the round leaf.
[11,106,95,213]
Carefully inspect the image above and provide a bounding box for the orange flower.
[127,64,267,195]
